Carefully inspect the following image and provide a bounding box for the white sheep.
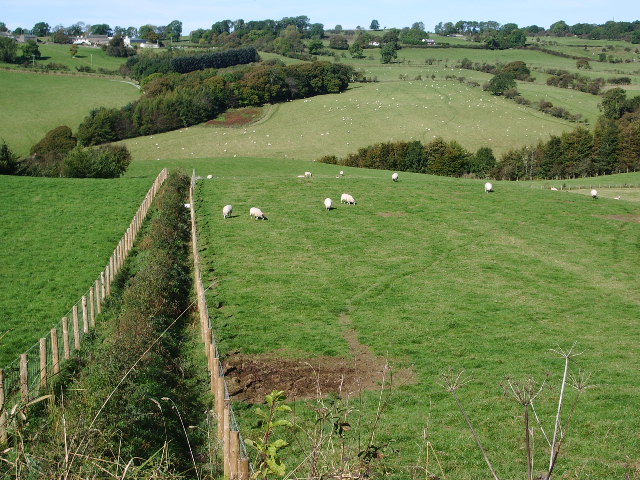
[222,204,233,218]
[340,193,356,205]
[392,172,399,182]
[207,174,213,179]
[324,198,333,210]
[250,207,266,220]
[590,189,598,199]
[484,182,493,193]
[550,187,558,191]
[304,171,313,178]
[339,170,344,176]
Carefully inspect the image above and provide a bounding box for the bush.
[0,140,18,174]
[62,144,131,178]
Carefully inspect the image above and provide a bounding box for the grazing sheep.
[340,193,356,205]
[550,187,558,191]
[250,207,266,220]
[392,172,399,182]
[614,195,621,200]
[304,171,313,178]
[339,170,344,176]
[591,189,598,199]
[484,182,493,193]
[207,174,213,179]
[324,198,333,210]
[222,204,233,218]
[184,203,191,209]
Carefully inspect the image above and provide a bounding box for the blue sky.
[3,0,637,34]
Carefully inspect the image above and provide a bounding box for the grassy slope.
[0,70,139,155]
[194,159,640,478]
[0,174,155,367]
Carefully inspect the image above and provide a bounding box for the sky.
[2,0,638,34]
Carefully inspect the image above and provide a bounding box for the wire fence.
[189,170,252,478]
[0,169,168,438]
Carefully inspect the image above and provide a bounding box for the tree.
[576,58,590,69]
[70,44,78,57]
[599,88,627,120]
[273,25,304,55]
[0,36,17,63]
[307,39,323,55]
[308,23,324,39]
[370,20,380,31]
[380,42,398,63]
[487,72,516,95]
[52,28,70,44]
[412,22,425,31]
[139,24,158,41]
[32,21,50,36]
[67,23,85,36]
[329,34,348,50]
[106,34,134,57]
[334,25,343,33]
[501,61,530,80]
[30,125,77,159]
[90,24,111,35]
[13,27,25,35]
[470,147,497,177]
[21,40,41,61]
[549,20,570,36]
[349,42,364,58]
[0,140,18,174]
[165,20,182,42]
[0,22,7,32]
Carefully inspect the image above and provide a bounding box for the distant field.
[0,174,154,367]
[122,78,576,162]
[194,159,640,478]
[0,69,139,155]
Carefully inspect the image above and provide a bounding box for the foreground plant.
[441,344,593,480]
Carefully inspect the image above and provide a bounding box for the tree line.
[318,88,640,181]
[77,59,354,145]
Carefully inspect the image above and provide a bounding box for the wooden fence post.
[39,338,47,390]
[223,399,231,479]
[89,286,96,329]
[230,430,240,479]
[72,305,80,351]
[95,278,102,314]
[19,354,28,403]
[216,376,224,441]
[82,296,89,334]
[105,264,111,297]
[100,272,106,304]
[62,316,70,360]
[210,348,218,395]
[51,328,60,375]
[0,369,7,445]
[239,457,250,480]
[205,327,212,361]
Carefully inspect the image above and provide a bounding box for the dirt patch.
[597,214,640,224]
[223,315,414,404]
[206,107,263,127]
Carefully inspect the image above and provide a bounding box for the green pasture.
[122,78,577,162]
[0,174,155,367]
[0,69,139,155]
[194,159,640,478]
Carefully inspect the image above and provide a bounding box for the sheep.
[340,193,356,205]
[392,172,399,182]
[484,182,493,193]
[249,207,266,220]
[324,198,333,210]
[550,187,558,191]
[304,171,313,178]
[590,189,598,199]
[184,203,191,209]
[222,204,233,218]
[339,170,344,176]
[207,174,213,179]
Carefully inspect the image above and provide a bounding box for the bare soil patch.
[206,107,263,127]
[223,316,414,404]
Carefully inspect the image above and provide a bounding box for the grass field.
[0,69,139,155]
[193,159,640,478]
[0,174,155,367]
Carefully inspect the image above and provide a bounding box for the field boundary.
[0,168,168,444]
[189,170,252,479]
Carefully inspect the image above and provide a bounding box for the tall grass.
[195,158,640,478]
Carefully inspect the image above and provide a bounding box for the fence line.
[0,168,168,442]
[189,170,252,479]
